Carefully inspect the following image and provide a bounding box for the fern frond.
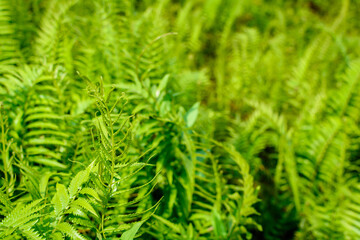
[0,199,45,239]
[55,222,86,240]
[0,0,20,67]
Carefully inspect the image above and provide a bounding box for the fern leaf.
[56,222,86,240]
[71,197,98,218]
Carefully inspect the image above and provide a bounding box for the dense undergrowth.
[1,0,360,239]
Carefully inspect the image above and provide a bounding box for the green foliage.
[1,0,360,239]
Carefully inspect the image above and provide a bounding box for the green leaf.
[52,183,69,215]
[68,161,95,198]
[68,170,86,198]
[56,222,86,240]
[19,227,46,240]
[72,197,98,217]
[185,102,200,127]
[0,190,12,211]
[212,209,227,239]
[120,221,144,240]
[79,187,101,201]
[29,157,67,169]
[152,215,181,233]
[156,74,170,97]
[39,172,54,197]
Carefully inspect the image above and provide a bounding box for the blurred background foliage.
[1,0,360,239]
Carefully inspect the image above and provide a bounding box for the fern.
[0,199,45,239]
[1,0,360,239]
